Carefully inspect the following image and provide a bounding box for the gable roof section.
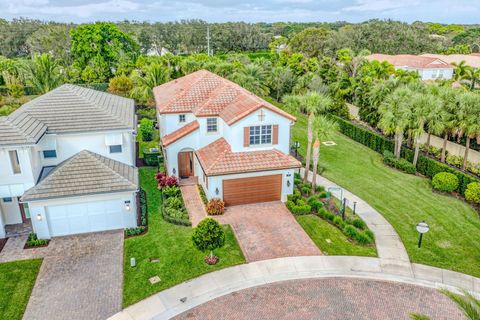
[21,150,138,201]
[367,54,454,69]
[420,53,480,69]
[196,138,301,176]
[154,70,296,125]
[161,120,199,146]
[0,84,135,146]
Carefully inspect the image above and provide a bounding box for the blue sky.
[1,0,479,24]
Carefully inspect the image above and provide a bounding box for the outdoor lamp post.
[353,201,357,215]
[293,141,300,158]
[342,198,347,220]
[416,221,429,248]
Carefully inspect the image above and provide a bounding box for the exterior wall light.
[125,200,131,211]
[287,180,291,187]
[215,187,219,195]
[172,168,176,175]
[36,213,43,221]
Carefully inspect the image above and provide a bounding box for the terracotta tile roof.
[21,150,138,201]
[420,53,480,69]
[367,54,454,69]
[196,138,301,176]
[161,120,199,146]
[153,70,296,125]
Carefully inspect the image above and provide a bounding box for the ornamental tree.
[191,218,225,261]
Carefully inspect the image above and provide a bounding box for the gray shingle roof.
[21,150,138,202]
[0,84,135,146]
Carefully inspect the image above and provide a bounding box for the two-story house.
[154,70,301,206]
[0,85,138,239]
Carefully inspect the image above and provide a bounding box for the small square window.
[43,150,57,158]
[109,145,123,153]
[2,197,12,203]
[179,114,186,123]
[207,118,217,133]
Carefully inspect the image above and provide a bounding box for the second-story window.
[109,145,123,153]
[249,125,272,145]
[207,118,217,133]
[43,150,57,158]
[8,150,21,174]
[179,114,186,123]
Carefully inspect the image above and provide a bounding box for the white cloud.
[343,0,418,12]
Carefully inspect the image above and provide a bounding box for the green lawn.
[0,259,42,320]
[123,167,246,307]
[296,215,377,257]
[136,130,160,159]
[287,108,480,277]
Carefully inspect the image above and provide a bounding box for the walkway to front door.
[215,202,321,262]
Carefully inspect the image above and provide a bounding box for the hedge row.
[334,116,480,196]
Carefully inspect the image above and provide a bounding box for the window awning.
[105,133,123,146]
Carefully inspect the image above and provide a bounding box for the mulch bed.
[0,238,7,253]
[24,240,50,250]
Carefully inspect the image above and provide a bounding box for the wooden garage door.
[223,174,282,206]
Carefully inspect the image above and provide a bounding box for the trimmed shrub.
[163,185,181,198]
[294,172,301,179]
[144,149,161,166]
[318,191,329,199]
[355,231,373,245]
[198,185,208,205]
[301,186,311,196]
[465,182,480,205]
[287,190,302,203]
[289,199,312,215]
[155,172,178,189]
[333,216,346,229]
[383,150,416,174]
[343,225,359,239]
[324,211,335,221]
[308,198,324,212]
[165,196,183,209]
[432,172,459,193]
[25,233,49,248]
[191,218,225,261]
[315,185,325,193]
[139,118,154,142]
[365,229,375,241]
[108,75,133,97]
[125,226,146,237]
[352,218,366,230]
[294,178,302,187]
[206,199,225,215]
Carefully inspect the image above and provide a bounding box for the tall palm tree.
[423,87,446,155]
[464,67,480,91]
[130,64,170,105]
[410,288,480,320]
[311,116,338,192]
[438,87,459,163]
[283,92,332,183]
[24,54,63,94]
[456,91,480,170]
[230,64,270,97]
[378,86,412,158]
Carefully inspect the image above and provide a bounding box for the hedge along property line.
[161,188,192,227]
[334,116,480,197]
[125,188,148,237]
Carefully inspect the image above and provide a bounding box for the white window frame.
[8,150,21,174]
[109,145,123,153]
[249,125,272,146]
[206,118,218,133]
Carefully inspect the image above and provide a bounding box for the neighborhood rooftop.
[0,84,135,146]
[153,69,296,124]
[366,54,454,69]
[196,138,301,176]
[21,150,138,202]
[420,53,480,69]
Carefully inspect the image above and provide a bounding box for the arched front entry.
[178,149,194,178]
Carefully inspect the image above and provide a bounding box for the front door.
[178,152,194,178]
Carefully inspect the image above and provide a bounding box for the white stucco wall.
[0,197,22,225]
[206,169,295,202]
[394,66,454,81]
[159,113,197,137]
[0,147,36,197]
[0,206,5,238]
[28,191,137,239]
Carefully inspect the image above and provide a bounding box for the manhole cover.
[149,276,161,284]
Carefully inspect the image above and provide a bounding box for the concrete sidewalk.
[302,168,412,275]
[108,256,480,320]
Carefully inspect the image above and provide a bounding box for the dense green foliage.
[123,168,245,307]
[139,118,154,142]
[432,172,460,193]
[465,182,480,205]
[0,259,42,320]
[191,218,226,255]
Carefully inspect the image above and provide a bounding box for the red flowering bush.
[155,172,178,189]
[206,199,225,215]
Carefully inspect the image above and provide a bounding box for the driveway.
[20,230,124,320]
[215,201,321,261]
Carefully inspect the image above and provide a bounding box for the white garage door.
[47,199,125,237]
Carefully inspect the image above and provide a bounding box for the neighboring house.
[420,53,480,69]
[0,84,138,239]
[154,70,301,206]
[367,54,454,80]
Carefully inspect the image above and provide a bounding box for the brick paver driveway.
[22,230,124,320]
[175,277,464,320]
[215,201,321,261]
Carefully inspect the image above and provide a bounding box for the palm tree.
[464,67,480,91]
[284,92,332,183]
[452,60,469,81]
[311,116,338,192]
[438,87,460,163]
[423,87,446,155]
[24,54,63,94]
[410,288,480,320]
[230,64,270,97]
[378,86,412,158]
[457,92,480,170]
[130,64,170,105]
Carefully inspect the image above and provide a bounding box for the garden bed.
[287,173,376,248]
[125,188,149,238]
[23,233,49,249]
